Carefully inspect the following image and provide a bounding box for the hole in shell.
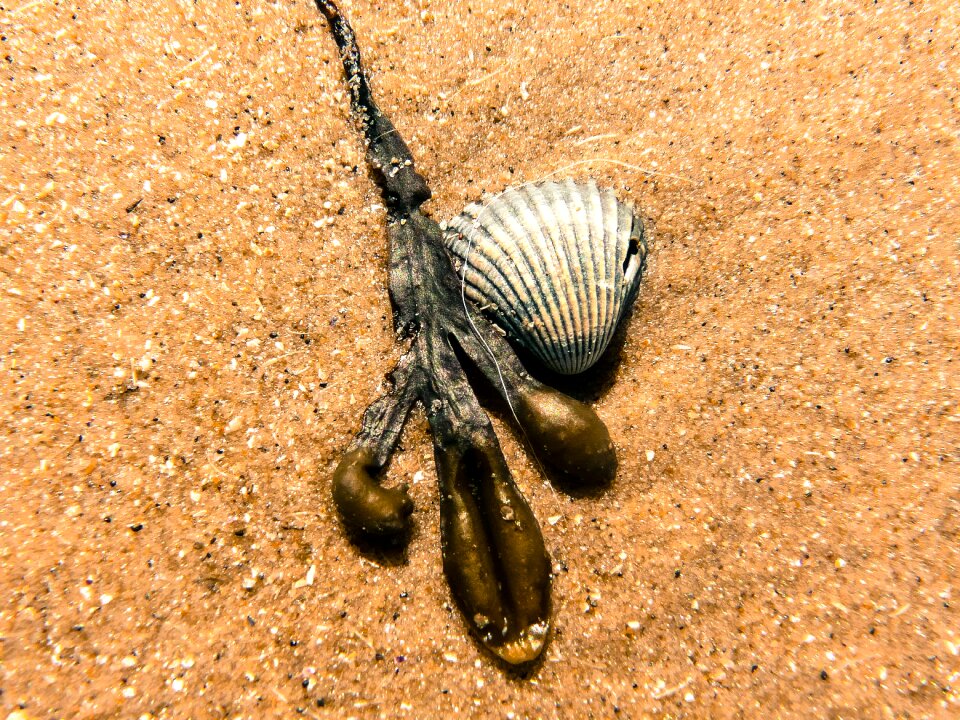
[623,236,640,274]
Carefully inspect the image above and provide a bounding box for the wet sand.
[1,0,958,717]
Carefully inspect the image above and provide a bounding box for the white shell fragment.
[443,179,648,374]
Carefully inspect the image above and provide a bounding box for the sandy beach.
[1,0,958,717]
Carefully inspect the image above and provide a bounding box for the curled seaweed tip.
[332,448,413,539]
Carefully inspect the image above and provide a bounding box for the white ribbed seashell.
[443,179,648,375]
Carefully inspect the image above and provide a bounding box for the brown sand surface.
[1,0,958,717]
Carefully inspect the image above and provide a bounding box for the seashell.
[443,179,648,374]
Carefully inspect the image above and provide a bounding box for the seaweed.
[315,0,617,665]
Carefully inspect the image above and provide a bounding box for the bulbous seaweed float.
[314,0,647,665]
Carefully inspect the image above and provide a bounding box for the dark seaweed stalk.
[314,0,617,665]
